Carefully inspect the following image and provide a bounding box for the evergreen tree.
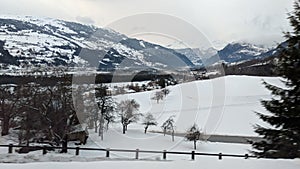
[252,0,300,158]
[158,78,166,88]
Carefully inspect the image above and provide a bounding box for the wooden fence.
[0,144,257,160]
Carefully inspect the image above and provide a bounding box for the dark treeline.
[224,56,277,76]
[0,73,174,85]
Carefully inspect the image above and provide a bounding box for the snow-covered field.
[115,75,283,136]
[1,75,298,168]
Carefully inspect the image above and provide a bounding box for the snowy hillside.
[176,47,217,66]
[216,43,270,63]
[176,42,277,67]
[0,15,193,71]
[115,75,283,136]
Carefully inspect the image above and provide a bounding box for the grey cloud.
[76,16,95,25]
[0,0,294,47]
[249,16,272,30]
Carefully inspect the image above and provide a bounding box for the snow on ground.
[0,128,252,162]
[1,75,295,168]
[0,158,299,169]
[0,129,299,168]
[115,75,284,136]
[88,128,251,157]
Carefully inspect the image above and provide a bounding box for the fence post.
[163,150,167,160]
[191,151,195,160]
[218,153,222,160]
[8,144,13,154]
[245,154,249,159]
[76,147,80,156]
[106,148,110,158]
[135,149,139,159]
[42,146,47,155]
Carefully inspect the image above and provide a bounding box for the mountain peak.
[217,42,271,63]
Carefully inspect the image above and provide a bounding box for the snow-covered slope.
[0,15,193,71]
[177,42,276,67]
[176,47,217,66]
[216,43,270,63]
[115,75,283,136]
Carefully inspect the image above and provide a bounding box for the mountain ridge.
[176,42,278,67]
[0,15,194,71]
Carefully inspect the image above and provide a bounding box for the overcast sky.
[0,0,294,48]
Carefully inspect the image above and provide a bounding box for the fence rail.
[0,144,257,160]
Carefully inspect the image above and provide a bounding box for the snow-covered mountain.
[217,42,271,63]
[176,47,217,66]
[0,16,193,71]
[176,42,276,67]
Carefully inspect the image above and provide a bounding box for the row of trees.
[87,86,171,138]
[91,88,201,150]
[0,74,201,150]
[105,77,175,96]
[151,88,170,103]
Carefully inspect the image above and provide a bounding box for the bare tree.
[0,70,86,150]
[118,99,140,134]
[152,91,164,103]
[53,79,77,141]
[95,84,116,140]
[0,85,20,136]
[82,91,99,131]
[162,88,170,97]
[17,83,44,146]
[185,124,201,150]
[104,110,116,131]
[161,116,175,141]
[142,113,157,134]
[15,79,76,146]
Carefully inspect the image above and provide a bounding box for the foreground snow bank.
[1,158,299,169]
[0,129,252,162]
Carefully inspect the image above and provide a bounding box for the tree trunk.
[194,140,197,150]
[122,124,126,134]
[172,130,174,142]
[1,117,9,136]
[99,115,104,140]
[106,122,109,131]
[94,120,98,133]
[88,120,94,129]
[144,126,148,134]
[26,128,30,146]
[61,136,68,153]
